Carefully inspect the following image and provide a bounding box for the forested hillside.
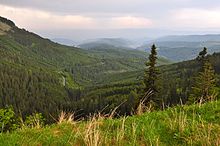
[159,52,220,105]
[0,16,171,121]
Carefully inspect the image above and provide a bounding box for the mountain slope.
[0,16,170,85]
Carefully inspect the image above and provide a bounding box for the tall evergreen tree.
[189,48,218,104]
[143,44,160,105]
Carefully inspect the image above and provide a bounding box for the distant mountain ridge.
[137,34,220,62]
[79,34,220,62]
[79,38,135,49]
[154,34,220,42]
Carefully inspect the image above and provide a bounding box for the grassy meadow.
[0,100,219,146]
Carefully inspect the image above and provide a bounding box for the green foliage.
[156,51,220,106]
[0,106,18,132]
[189,61,218,103]
[188,47,219,104]
[24,113,45,128]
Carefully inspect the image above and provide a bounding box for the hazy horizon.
[1,0,220,42]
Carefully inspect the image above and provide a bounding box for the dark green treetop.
[197,47,207,61]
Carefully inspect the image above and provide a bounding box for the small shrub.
[24,113,45,128]
[0,106,18,132]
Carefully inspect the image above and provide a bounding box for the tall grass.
[0,100,220,146]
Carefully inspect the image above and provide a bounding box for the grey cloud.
[1,0,219,14]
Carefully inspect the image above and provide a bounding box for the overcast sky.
[1,0,220,41]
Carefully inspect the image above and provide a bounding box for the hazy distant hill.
[154,34,220,42]
[79,38,135,49]
[52,38,78,46]
[138,35,220,61]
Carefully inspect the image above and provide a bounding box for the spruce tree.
[197,47,207,61]
[143,44,160,105]
[189,48,218,103]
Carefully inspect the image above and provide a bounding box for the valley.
[1,0,220,145]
